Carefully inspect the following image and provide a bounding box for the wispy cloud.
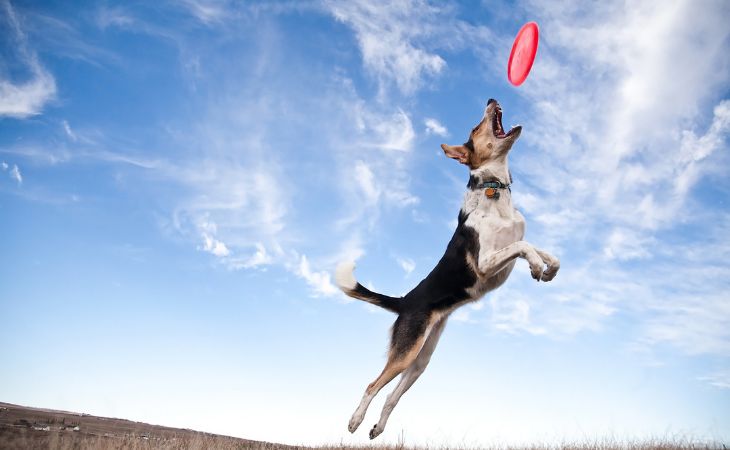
[395,256,415,276]
[515,1,730,231]
[95,4,136,30]
[698,370,730,390]
[9,164,22,184]
[0,0,56,118]
[602,228,655,261]
[1,161,22,185]
[324,0,446,95]
[196,218,231,257]
[353,160,380,206]
[465,0,730,364]
[424,117,448,137]
[169,161,289,270]
[61,120,77,141]
[5,1,727,372]
[293,253,339,297]
[178,0,229,26]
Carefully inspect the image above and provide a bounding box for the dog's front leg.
[478,240,551,281]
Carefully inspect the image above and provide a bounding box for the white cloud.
[325,0,446,95]
[489,291,542,335]
[230,243,272,270]
[2,160,23,185]
[0,0,57,118]
[0,70,55,118]
[698,371,730,390]
[674,100,730,198]
[396,256,415,275]
[95,5,136,30]
[196,219,230,257]
[424,117,448,137]
[201,233,230,257]
[376,109,415,151]
[62,120,77,141]
[294,254,339,297]
[9,164,22,184]
[333,80,420,230]
[171,162,288,263]
[602,228,655,261]
[179,0,227,25]
[353,160,379,205]
[352,106,416,152]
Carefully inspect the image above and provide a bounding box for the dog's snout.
[487,98,496,106]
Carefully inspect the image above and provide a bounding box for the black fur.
[349,283,401,313]
[391,311,430,357]
[402,210,479,313]
[467,174,479,189]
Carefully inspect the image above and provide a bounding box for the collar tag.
[478,180,510,200]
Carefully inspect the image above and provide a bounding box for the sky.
[1,0,729,446]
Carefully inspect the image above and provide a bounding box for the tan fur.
[441,101,522,170]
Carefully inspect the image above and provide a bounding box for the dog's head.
[441,99,521,170]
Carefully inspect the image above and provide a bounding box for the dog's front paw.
[540,253,560,282]
[525,250,544,282]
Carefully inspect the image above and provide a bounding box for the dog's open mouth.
[492,105,518,139]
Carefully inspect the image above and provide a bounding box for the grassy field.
[1,401,725,450]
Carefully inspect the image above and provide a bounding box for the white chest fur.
[462,188,525,299]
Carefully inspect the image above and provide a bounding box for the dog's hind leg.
[368,315,448,439]
[348,312,430,434]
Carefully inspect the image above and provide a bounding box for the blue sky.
[1,0,729,446]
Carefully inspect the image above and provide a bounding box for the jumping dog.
[336,98,560,439]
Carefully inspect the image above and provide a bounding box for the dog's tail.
[335,261,401,314]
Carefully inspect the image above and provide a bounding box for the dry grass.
[1,402,725,450]
[1,427,724,450]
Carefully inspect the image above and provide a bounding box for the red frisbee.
[507,22,539,86]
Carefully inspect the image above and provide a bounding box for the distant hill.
[0,401,294,449]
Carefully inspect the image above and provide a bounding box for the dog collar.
[476,180,511,199]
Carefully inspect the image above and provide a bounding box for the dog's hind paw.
[348,414,363,433]
[369,423,384,439]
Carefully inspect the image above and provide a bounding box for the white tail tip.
[335,261,357,291]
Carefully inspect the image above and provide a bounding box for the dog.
[335,98,560,439]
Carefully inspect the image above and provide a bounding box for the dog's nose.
[487,98,497,106]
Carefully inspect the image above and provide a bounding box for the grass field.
[1,402,725,450]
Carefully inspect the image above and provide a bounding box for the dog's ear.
[441,144,470,164]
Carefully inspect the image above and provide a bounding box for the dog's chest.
[465,207,525,251]
[462,206,525,299]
